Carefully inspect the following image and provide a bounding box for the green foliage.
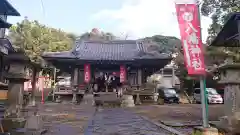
[78,31,116,41]
[201,0,240,63]
[201,0,240,43]
[143,35,181,53]
[7,18,76,64]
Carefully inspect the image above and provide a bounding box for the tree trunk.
[29,68,39,106]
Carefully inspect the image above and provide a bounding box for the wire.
[40,0,46,18]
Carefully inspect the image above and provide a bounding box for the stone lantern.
[1,51,31,132]
[217,63,240,134]
[4,52,31,117]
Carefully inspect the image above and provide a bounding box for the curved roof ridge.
[82,40,138,44]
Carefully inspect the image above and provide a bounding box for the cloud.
[91,0,211,42]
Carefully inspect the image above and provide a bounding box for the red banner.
[84,64,91,83]
[175,3,206,75]
[120,65,126,83]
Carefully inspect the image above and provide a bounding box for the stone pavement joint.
[139,115,186,135]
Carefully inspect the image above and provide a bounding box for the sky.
[7,0,212,42]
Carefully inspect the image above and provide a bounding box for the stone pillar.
[7,81,24,117]
[4,62,30,118]
[135,93,142,105]
[218,64,240,134]
[137,69,142,86]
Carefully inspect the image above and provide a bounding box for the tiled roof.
[43,40,171,61]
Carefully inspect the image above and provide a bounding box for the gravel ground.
[37,95,96,135]
[129,104,224,134]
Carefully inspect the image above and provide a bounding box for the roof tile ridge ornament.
[136,40,146,58]
[72,38,84,56]
[139,39,161,57]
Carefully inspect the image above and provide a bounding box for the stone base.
[218,115,240,134]
[1,118,26,132]
[27,100,36,107]
[13,128,47,135]
[95,99,122,108]
[193,126,218,135]
[94,93,122,107]
[157,98,164,105]
[121,95,135,107]
[24,115,43,130]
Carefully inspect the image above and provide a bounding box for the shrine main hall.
[42,38,172,92]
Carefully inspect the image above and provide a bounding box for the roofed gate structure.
[43,39,171,103]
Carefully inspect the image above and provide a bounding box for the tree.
[142,35,181,54]
[201,0,240,63]
[78,28,116,41]
[201,0,240,43]
[7,18,76,64]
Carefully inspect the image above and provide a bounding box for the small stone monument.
[121,95,135,107]
[217,63,240,134]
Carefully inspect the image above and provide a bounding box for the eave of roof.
[210,12,240,47]
[0,18,11,28]
[0,0,20,16]
[42,51,75,59]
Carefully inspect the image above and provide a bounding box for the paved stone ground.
[85,108,172,135]
[37,94,173,135]
[130,104,224,134]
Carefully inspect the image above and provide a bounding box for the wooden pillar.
[72,68,78,103]
[0,15,7,38]
[72,68,78,87]
[52,68,56,101]
[172,67,175,88]
[137,69,142,86]
[0,55,4,82]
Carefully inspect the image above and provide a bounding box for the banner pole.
[197,1,209,128]
[200,77,209,127]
